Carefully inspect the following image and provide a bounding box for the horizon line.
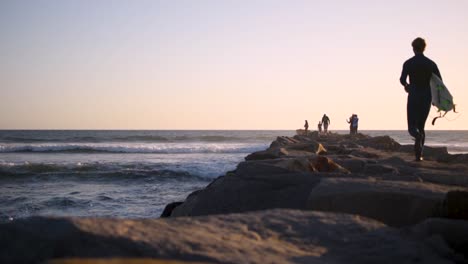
[1,129,467,131]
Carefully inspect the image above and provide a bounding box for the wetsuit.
[321,115,330,133]
[400,53,441,159]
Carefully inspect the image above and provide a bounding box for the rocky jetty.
[170,132,468,222]
[2,132,468,263]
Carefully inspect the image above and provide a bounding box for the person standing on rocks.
[352,114,359,134]
[400,37,442,161]
[304,120,309,134]
[347,114,359,134]
[318,121,322,133]
[321,114,330,133]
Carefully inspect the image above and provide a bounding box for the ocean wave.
[0,162,211,181]
[0,135,170,143]
[43,197,92,208]
[0,143,266,154]
[0,134,276,143]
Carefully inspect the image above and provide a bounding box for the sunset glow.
[1,0,467,130]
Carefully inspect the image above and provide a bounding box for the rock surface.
[306,178,458,227]
[0,209,462,264]
[172,133,468,218]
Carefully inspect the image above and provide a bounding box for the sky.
[0,0,467,130]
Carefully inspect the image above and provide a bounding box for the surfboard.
[430,73,454,112]
[430,73,456,125]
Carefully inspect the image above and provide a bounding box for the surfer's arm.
[433,63,442,81]
[400,62,410,92]
[399,62,409,87]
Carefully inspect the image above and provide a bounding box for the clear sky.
[1,0,467,130]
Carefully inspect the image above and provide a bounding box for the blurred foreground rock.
[1,209,465,263]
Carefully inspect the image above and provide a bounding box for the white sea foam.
[0,142,268,154]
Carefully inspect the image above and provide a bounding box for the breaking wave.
[0,133,278,143]
[0,143,267,154]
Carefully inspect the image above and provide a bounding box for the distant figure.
[400,37,442,161]
[318,121,322,133]
[304,120,309,134]
[352,114,359,134]
[321,114,330,133]
[347,114,359,134]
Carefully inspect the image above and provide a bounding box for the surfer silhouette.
[304,120,309,134]
[400,37,442,161]
[321,114,330,133]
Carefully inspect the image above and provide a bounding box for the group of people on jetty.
[303,113,358,135]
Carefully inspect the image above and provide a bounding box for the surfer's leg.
[413,93,432,160]
[407,94,419,138]
[407,92,425,161]
[417,94,432,151]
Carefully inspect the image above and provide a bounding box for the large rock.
[170,156,350,217]
[245,148,289,161]
[443,190,468,220]
[306,178,465,227]
[269,136,300,148]
[437,153,468,164]
[357,136,401,151]
[171,172,321,217]
[0,209,459,264]
[411,218,468,260]
[399,144,450,161]
[247,140,327,161]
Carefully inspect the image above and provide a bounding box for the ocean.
[1,130,467,222]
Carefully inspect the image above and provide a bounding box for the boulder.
[235,160,298,176]
[443,190,468,220]
[437,153,468,164]
[0,210,458,264]
[411,218,468,260]
[273,136,300,146]
[171,172,321,217]
[399,144,450,161]
[245,148,288,161]
[357,136,401,151]
[306,178,462,227]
